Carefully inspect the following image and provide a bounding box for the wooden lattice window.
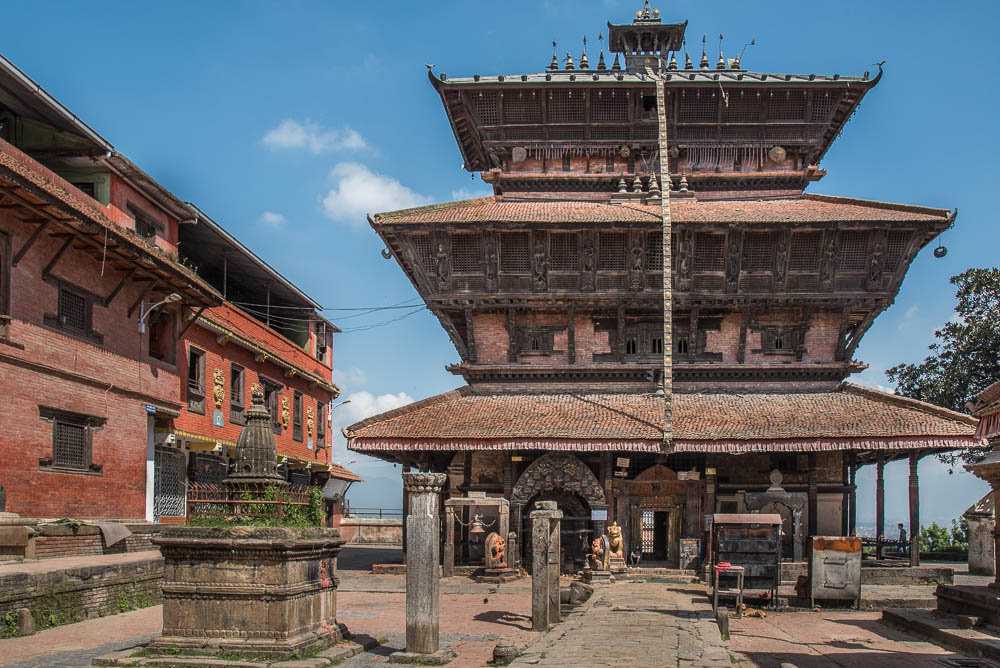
[230,364,245,425]
[548,90,585,123]
[187,347,206,414]
[262,379,282,434]
[741,232,774,272]
[451,234,482,273]
[723,90,759,122]
[693,233,725,272]
[58,285,88,332]
[884,230,911,271]
[316,402,326,447]
[474,91,500,125]
[591,90,628,122]
[500,232,530,272]
[760,327,799,354]
[503,91,542,123]
[810,91,840,122]
[129,205,161,241]
[411,234,435,270]
[598,232,626,271]
[39,407,104,473]
[788,232,821,272]
[675,336,689,355]
[679,91,718,122]
[293,391,303,442]
[769,90,807,121]
[838,231,869,273]
[645,232,663,271]
[519,328,555,354]
[549,232,578,271]
[148,310,175,364]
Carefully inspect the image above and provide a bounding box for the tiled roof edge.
[803,194,952,220]
[841,382,978,427]
[371,197,495,225]
[343,386,471,438]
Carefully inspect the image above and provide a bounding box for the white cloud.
[450,187,492,200]
[258,211,288,227]
[897,304,919,331]
[262,119,367,154]
[321,163,431,225]
[337,390,414,429]
[334,367,367,388]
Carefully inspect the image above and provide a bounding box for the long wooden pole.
[654,68,672,451]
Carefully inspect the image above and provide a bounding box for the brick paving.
[509,582,732,668]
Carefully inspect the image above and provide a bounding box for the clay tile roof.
[346,383,980,454]
[370,194,951,227]
[327,463,362,482]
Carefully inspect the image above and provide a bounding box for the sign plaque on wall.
[212,409,224,428]
[591,509,608,521]
[616,457,631,468]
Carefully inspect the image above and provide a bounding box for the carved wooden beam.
[11,220,50,266]
[177,306,206,339]
[41,235,74,278]
[128,280,160,318]
[101,267,136,307]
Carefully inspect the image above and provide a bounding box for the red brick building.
[0,54,357,522]
[347,4,980,569]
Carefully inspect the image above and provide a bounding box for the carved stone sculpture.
[212,368,225,408]
[607,521,625,559]
[484,531,508,569]
[531,245,548,291]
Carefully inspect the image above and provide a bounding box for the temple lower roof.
[345,383,980,456]
[370,194,951,227]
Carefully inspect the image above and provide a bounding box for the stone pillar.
[848,453,857,537]
[807,453,818,537]
[506,531,518,572]
[909,452,921,567]
[511,502,524,568]
[394,472,453,664]
[876,456,886,560]
[530,500,562,632]
[401,465,411,557]
[443,504,456,578]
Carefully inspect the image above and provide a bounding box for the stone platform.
[883,607,1000,661]
[94,637,376,667]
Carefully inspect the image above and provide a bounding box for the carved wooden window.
[598,232,626,271]
[837,231,868,273]
[451,234,482,273]
[519,328,555,354]
[678,91,717,122]
[316,401,326,448]
[411,234,435,271]
[548,90,585,123]
[693,233,725,272]
[473,91,500,125]
[884,230,911,271]
[500,232,530,272]
[187,347,206,414]
[810,91,840,122]
[262,378,282,434]
[675,337,689,355]
[230,364,245,425]
[129,205,161,241]
[769,90,807,121]
[562,154,572,171]
[293,391,303,442]
[621,322,662,357]
[315,321,329,361]
[645,232,663,271]
[761,327,799,354]
[503,91,542,124]
[591,90,628,122]
[651,336,663,354]
[788,232,821,272]
[723,90,759,122]
[549,232,578,271]
[741,232,774,272]
[39,407,104,473]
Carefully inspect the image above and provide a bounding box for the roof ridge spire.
[597,33,607,71]
[548,40,558,71]
[580,35,589,69]
[700,34,709,69]
[564,51,575,70]
[717,33,726,69]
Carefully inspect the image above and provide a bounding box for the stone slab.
[92,639,374,667]
[883,607,1000,661]
[388,648,457,665]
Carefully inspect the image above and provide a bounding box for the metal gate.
[641,510,655,555]
[154,446,187,519]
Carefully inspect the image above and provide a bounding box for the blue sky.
[4,1,997,524]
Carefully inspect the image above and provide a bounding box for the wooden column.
[443,505,456,577]
[876,456,886,560]
[401,464,411,557]
[848,453,857,537]
[909,452,921,567]
[807,453,818,537]
[841,453,851,536]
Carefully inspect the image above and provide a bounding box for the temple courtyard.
[0,546,990,668]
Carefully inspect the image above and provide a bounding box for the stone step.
[883,607,1000,660]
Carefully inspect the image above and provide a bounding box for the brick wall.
[175,314,335,464]
[0,553,163,634]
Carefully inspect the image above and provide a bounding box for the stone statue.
[589,535,610,571]
[484,531,507,569]
[607,521,625,560]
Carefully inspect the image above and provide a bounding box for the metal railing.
[187,482,313,521]
[345,506,404,519]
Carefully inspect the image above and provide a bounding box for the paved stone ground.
[509,582,732,668]
[728,609,964,667]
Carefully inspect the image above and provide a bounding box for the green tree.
[886,267,1000,466]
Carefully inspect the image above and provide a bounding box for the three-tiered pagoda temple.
[347,3,980,569]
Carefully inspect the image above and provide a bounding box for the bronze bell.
[469,514,487,536]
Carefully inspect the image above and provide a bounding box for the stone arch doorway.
[511,453,607,572]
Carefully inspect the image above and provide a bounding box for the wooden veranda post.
[653,64,672,452]
[909,452,921,566]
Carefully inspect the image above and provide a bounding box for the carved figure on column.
[580,234,596,291]
[629,239,645,290]
[531,243,548,291]
[725,226,742,292]
[820,232,839,290]
[434,242,451,290]
[484,234,499,292]
[774,231,789,286]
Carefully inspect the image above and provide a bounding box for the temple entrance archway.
[511,453,607,572]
